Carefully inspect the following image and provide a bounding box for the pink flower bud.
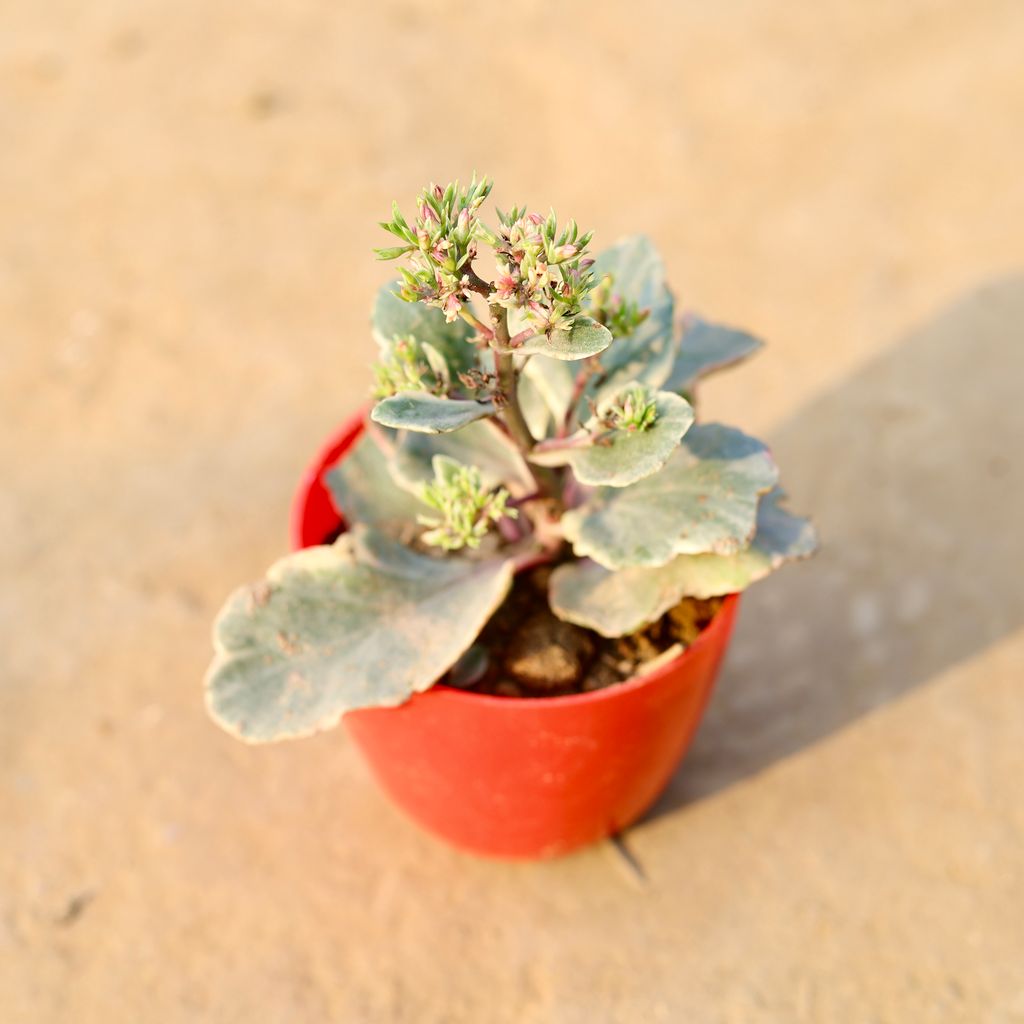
[553,244,578,261]
[442,294,462,322]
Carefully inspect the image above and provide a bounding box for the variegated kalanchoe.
[206,178,817,742]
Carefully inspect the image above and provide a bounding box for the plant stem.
[495,352,535,452]
[459,308,494,340]
[491,303,561,501]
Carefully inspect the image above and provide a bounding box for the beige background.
[3,1,1023,1021]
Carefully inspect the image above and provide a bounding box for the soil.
[445,566,723,698]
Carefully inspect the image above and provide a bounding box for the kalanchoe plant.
[206,178,817,743]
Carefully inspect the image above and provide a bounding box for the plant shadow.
[645,275,1024,816]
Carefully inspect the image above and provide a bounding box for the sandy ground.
[3,1,1024,1020]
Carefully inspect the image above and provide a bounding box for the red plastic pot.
[291,412,740,859]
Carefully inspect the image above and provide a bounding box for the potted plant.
[205,178,817,859]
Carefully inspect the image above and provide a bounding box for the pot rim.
[291,410,740,712]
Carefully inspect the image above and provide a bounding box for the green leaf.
[389,420,535,496]
[516,315,612,361]
[205,528,515,742]
[664,316,764,394]
[371,392,496,433]
[374,245,414,261]
[325,429,427,534]
[550,489,817,636]
[373,282,477,377]
[583,235,676,404]
[561,423,778,569]
[530,387,694,487]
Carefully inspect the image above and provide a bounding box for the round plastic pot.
[291,412,740,859]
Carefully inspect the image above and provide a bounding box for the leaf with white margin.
[561,423,778,569]
[205,527,515,742]
[582,235,676,405]
[371,392,496,433]
[325,429,428,534]
[664,315,764,394]
[523,355,576,422]
[373,283,477,376]
[516,315,612,361]
[550,488,817,636]
[517,367,553,439]
[517,355,576,439]
[389,420,535,496]
[530,387,694,487]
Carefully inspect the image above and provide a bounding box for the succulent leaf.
[561,423,778,569]
[372,336,451,399]
[530,385,694,487]
[517,356,576,438]
[389,420,535,496]
[550,488,817,636]
[515,315,612,361]
[664,316,764,394]
[581,235,676,405]
[371,392,496,433]
[325,429,428,533]
[205,527,515,742]
[373,283,477,377]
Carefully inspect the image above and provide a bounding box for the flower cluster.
[588,273,651,338]
[490,208,596,336]
[602,384,659,433]
[372,336,450,399]
[417,456,517,551]
[376,177,493,323]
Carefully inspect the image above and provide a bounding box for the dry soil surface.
[3,2,1024,1021]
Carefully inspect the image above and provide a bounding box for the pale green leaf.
[517,356,576,439]
[206,528,514,742]
[561,423,778,569]
[550,489,817,636]
[389,420,535,496]
[583,235,676,404]
[516,315,612,361]
[373,282,477,376]
[325,429,427,533]
[530,388,694,487]
[371,392,495,433]
[664,316,764,394]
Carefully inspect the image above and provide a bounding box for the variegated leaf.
[530,387,694,487]
[389,420,535,496]
[325,428,427,533]
[561,423,778,569]
[373,282,477,376]
[371,392,496,433]
[517,355,576,439]
[516,315,613,361]
[664,315,764,394]
[582,235,676,405]
[206,527,514,742]
[550,488,817,636]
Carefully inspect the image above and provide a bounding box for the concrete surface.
[2,1,1023,1021]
